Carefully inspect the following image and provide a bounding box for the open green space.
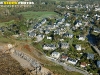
[0,20,15,27]
[18,11,58,20]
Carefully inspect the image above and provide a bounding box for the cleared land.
[0,51,30,75]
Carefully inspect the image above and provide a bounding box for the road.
[89,43,100,56]
[46,56,90,75]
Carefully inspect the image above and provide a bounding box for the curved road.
[46,56,90,75]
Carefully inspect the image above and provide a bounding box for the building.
[94,28,100,33]
[28,31,36,37]
[65,23,71,26]
[75,45,81,51]
[87,53,94,60]
[43,44,56,50]
[60,42,69,49]
[63,33,73,38]
[78,35,85,41]
[97,61,100,68]
[51,52,60,59]
[67,58,78,65]
[60,54,68,61]
[80,62,87,68]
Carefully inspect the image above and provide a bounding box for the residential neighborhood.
[0,0,100,75]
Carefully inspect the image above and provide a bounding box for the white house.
[41,19,47,24]
[78,35,85,41]
[67,58,78,65]
[65,23,71,26]
[95,8,100,11]
[47,36,52,40]
[43,44,56,50]
[51,52,60,59]
[75,45,81,51]
[94,28,100,33]
[75,22,82,28]
[36,34,45,42]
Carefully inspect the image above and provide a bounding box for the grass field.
[18,11,58,20]
[0,20,15,27]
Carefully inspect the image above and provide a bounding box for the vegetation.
[18,11,58,19]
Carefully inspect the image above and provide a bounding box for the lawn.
[18,11,58,20]
[0,20,15,27]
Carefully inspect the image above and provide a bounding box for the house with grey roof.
[63,32,73,38]
[43,44,56,50]
[87,53,94,60]
[97,60,100,68]
[60,42,69,49]
[67,58,78,65]
[28,31,36,37]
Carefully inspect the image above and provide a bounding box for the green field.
[0,20,15,27]
[18,11,58,20]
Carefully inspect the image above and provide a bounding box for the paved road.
[46,56,90,75]
[89,43,100,56]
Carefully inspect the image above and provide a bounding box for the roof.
[76,45,81,48]
[61,42,69,46]
[97,61,100,68]
[97,61,100,65]
[68,58,77,62]
[44,44,56,47]
[81,62,87,66]
[28,31,36,37]
[52,52,60,55]
[61,54,68,59]
[87,53,94,60]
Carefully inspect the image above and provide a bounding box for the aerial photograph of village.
[0,0,100,75]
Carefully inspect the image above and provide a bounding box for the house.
[78,35,85,41]
[47,36,52,40]
[60,54,68,61]
[95,7,100,11]
[97,60,100,68]
[43,44,56,50]
[65,23,71,26]
[75,45,81,50]
[57,18,65,25]
[36,34,45,42]
[47,25,56,30]
[44,29,50,34]
[28,31,36,37]
[54,29,60,35]
[75,21,82,28]
[63,32,73,38]
[94,28,100,33]
[41,19,47,24]
[60,42,69,49]
[80,62,87,68]
[67,58,78,65]
[51,52,60,59]
[87,53,94,60]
